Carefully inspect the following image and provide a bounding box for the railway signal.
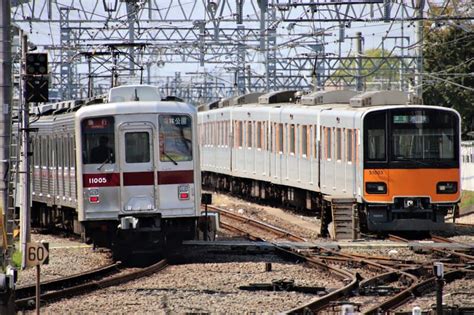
[24,52,49,103]
[25,53,48,75]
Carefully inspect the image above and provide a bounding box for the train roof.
[199,90,458,115]
[30,85,194,119]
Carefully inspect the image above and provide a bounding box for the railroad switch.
[239,279,327,294]
[359,285,401,296]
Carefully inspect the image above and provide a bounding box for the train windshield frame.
[159,114,193,163]
[81,116,116,164]
[364,108,459,168]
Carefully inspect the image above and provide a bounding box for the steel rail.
[364,269,471,314]
[214,204,423,313]
[276,246,359,315]
[207,205,307,242]
[390,234,474,264]
[15,262,121,301]
[16,259,168,309]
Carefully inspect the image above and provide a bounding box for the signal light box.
[26,53,48,75]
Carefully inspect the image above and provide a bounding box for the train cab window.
[391,109,458,165]
[125,132,150,163]
[81,117,115,164]
[364,111,386,162]
[159,114,193,162]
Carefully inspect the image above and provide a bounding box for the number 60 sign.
[26,242,49,267]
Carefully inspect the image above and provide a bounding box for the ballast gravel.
[32,249,345,314]
[16,233,112,287]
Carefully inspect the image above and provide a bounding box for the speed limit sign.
[26,242,49,268]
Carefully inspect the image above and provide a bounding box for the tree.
[329,48,401,90]
[422,3,474,136]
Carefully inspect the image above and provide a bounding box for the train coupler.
[118,213,162,231]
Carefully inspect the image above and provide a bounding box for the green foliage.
[12,250,21,268]
[423,23,474,137]
[460,190,474,211]
[330,48,401,88]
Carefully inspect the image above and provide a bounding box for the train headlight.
[437,182,457,194]
[178,185,190,200]
[365,182,387,194]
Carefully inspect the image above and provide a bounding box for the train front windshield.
[364,109,459,168]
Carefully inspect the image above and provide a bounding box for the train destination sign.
[26,242,49,268]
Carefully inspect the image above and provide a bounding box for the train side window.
[238,121,243,147]
[59,137,63,168]
[336,128,342,161]
[326,127,332,160]
[289,124,295,154]
[301,125,307,158]
[41,137,46,167]
[257,121,262,149]
[125,132,150,163]
[314,126,318,159]
[81,117,115,164]
[247,121,252,148]
[278,123,284,153]
[71,136,76,168]
[347,129,353,163]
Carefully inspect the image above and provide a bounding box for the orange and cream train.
[198,90,460,235]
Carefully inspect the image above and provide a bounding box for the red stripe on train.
[123,171,155,186]
[158,170,194,185]
[83,170,194,187]
[83,173,121,187]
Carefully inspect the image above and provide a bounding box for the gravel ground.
[17,233,112,287]
[397,278,474,313]
[211,192,321,240]
[32,248,344,314]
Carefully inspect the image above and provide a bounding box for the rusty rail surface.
[207,205,307,242]
[16,259,168,309]
[364,269,470,314]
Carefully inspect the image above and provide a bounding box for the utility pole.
[415,0,425,101]
[355,32,363,92]
[0,0,16,312]
[20,31,31,271]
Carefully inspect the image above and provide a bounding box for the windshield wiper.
[97,155,112,170]
[163,152,178,165]
[394,156,430,166]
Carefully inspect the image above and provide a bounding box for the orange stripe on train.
[363,168,460,203]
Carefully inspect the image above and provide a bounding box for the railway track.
[210,204,474,313]
[16,259,169,310]
[207,205,414,313]
[206,205,307,242]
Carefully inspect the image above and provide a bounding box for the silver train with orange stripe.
[198,90,461,238]
[30,85,201,254]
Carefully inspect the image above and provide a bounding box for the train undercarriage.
[31,202,198,259]
[202,171,457,239]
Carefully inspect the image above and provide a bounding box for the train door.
[118,123,157,213]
